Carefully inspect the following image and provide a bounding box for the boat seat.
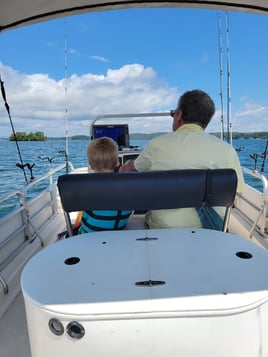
[57,169,237,236]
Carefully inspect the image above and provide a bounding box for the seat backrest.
[57,169,237,235]
[205,169,237,207]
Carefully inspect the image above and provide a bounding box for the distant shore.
[42,131,268,140]
[0,131,267,141]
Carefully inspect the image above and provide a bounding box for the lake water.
[0,137,267,217]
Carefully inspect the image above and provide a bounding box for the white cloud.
[206,109,224,133]
[0,62,177,136]
[44,41,57,48]
[207,101,268,133]
[0,62,267,137]
[232,102,268,132]
[90,55,109,63]
[201,52,209,63]
[69,48,82,57]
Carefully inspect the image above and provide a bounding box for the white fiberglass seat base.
[21,228,268,357]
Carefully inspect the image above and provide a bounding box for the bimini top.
[0,0,268,33]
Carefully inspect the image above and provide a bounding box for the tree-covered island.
[9,131,48,141]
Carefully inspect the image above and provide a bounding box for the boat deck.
[0,292,31,357]
[0,214,147,357]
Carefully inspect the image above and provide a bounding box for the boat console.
[91,123,130,149]
[89,112,173,167]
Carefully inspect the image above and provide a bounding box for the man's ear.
[89,159,94,170]
[173,110,183,131]
[177,110,183,124]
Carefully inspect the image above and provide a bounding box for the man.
[120,89,244,229]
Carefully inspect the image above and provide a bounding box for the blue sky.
[0,8,268,137]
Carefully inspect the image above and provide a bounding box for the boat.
[0,2,268,357]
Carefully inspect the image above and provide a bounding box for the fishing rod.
[0,75,28,183]
[226,12,232,146]
[260,138,268,173]
[217,11,224,141]
[64,20,69,174]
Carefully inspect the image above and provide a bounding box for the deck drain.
[64,257,80,265]
[236,251,253,259]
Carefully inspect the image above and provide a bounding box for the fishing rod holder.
[38,156,55,174]
[39,156,54,164]
[57,149,69,174]
[16,162,35,181]
[250,149,267,172]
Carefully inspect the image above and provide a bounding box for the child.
[78,137,132,234]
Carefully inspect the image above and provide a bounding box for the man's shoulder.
[204,133,238,153]
[205,132,232,144]
[150,132,176,143]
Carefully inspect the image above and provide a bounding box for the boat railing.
[0,162,74,316]
[0,190,24,208]
[0,162,73,215]
[23,162,74,196]
[0,162,73,276]
[90,112,172,139]
[242,167,268,194]
[236,167,268,237]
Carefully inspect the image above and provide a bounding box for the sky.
[0,8,268,137]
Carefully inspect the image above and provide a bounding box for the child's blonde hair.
[87,137,119,172]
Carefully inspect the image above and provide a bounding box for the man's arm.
[119,160,138,172]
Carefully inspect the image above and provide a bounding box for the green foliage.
[9,131,47,141]
[231,132,268,139]
[131,132,268,140]
[71,135,89,140]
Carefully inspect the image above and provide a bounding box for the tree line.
[8,131,267,141]
[9,131,47,141]
[131,132,268,140]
